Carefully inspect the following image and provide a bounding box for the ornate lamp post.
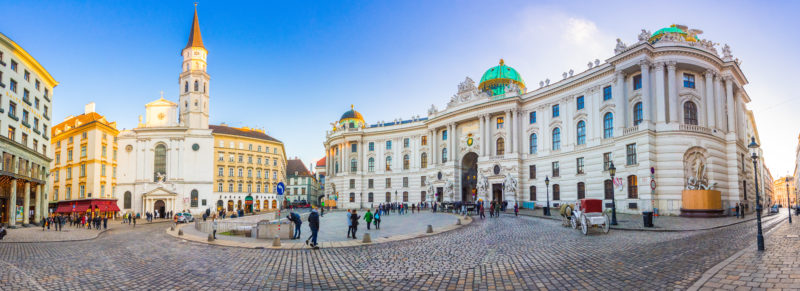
[544,176,551,216]
[749,137,765,251]
[786,177,792,223]
[609,161,618,226]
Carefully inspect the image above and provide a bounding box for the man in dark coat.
[306,207,320,248]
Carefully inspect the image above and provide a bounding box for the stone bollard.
[170,225,175,231]
[456,219,462,225]
[178,229,183,236]
[426,225,433,233]
[362,233,372,243]
[208,234,214,242]
[272,236,281,247]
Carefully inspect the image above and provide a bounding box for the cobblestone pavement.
[0,219,172,243]
[516,208,769,231]
[696,214,800,291]
[0,209,789,290]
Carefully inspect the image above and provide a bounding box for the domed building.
[323,24,766,217]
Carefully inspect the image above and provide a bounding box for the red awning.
[54,200,119,213]
[106,203,121,212]
[55,203,73,213]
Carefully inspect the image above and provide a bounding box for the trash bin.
[642,211,654,227]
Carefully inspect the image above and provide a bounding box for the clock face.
[192,143,200,151]
[158,113,166,120]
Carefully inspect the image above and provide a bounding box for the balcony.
[622,125,639,136]
[678,124,712,134]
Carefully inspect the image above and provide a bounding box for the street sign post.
[276,182,285,238]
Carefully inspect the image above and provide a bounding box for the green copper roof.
[479,59,526,96]
[652,26,686,37]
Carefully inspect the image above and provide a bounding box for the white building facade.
[324,25,760,215]
[114,8,214,217]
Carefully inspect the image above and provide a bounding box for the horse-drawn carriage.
[559,199,610,235]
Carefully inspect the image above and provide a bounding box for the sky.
[2,0,799,179]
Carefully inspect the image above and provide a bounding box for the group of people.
[122,212,137,226]
[284,207,321,248]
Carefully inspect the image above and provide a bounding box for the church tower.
[179,5,210,129]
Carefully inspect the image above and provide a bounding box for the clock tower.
[179,6,210,129]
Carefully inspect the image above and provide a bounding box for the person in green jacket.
[364,209,373,230]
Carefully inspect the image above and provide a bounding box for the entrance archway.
[271,200,277,209]
[227,200,234,212]
[216,200,223,211]
[492,184,503,203]
[154,200,165,218]
[461,152,478,202]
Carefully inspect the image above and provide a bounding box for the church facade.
[324,25,765,215]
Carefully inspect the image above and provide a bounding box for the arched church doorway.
[154,200,165,219]
[461,152,478,202]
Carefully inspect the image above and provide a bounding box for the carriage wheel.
[602,213,611,233]
[570,215,578,229]
[580,214,588,235]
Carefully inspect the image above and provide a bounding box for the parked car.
[769,205,779,214]
[176,212,194,223]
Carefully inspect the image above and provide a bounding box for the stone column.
[666,62,678,124]
[640,60,651,124]
[715,76,725,129]
[450,123,456,162]
[23,182,31,224]
[503,111,511,154]
[615,71,627,130]
[725,76,735,134]
[510,110,517,154]
[478,117,485,156]
[705,70,716,128]
[7,179,16,226]
[654,62,666,124]
[432,129,438,165]
[34,184,42,222]
[484,114,490,155]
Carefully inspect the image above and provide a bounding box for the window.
[218,167,223,176]
[497,117,504,129]
[369,142,374,151]
[603,113,613,138]
[576,121,586,145]
[386,140,392,150]
[153,144,166,182]
[633,74,642,90]
[529,186,536,201]
[421,136,427,145]
[385,192,391,202]
[218,183,223,192]
[627,175,638,198]
[577,96,585,110]
[10,79,17,93]
[80,164,86,177]
[550,161,561,178]
[442,130,448,140]
[229,167,234,176]
[577,182,586,199]
[403,138,410,148]
[24,70,30,82]
[403,177,409,188]
[66,167,72,179]
[604,180,613,199]
[248,156,252,164]
[552,128,561,150]
[248,144,253,151]
[552,104,560,117]
[368,157,375,172]
[350,158,357,172]
[633,102,643,126]
[421,191,427,202]
[21,133,27,146]
[530,111,537,124]
[23,89,29,102]
[194,80,199,91]
[35,80,40,91]
[683,73,695,88]
[101,145,107,157]
[553,184,560,200]
[386,156,392,171]
[420,153,428,168]
[368,192,374,202]
[351,143,357,153]
[442,148,448,163]
[66,187,72,199]
[368,179,374,188]
[184,82,189,92]
[238,168,243,177]
[576,157,584,174]
[191,190,199,207]
[237,183,243,192]
[8,102,16,118]
[403,191,409,202]
[421,176,426,186]
[7,126,14,141]
[386,178,391,188]
[124,191,132,209]
[403,155,410,170]
[10,60,17,72]
[349,193,355,203]
[79,184,85,198]
[683,101,698,125]
[238,155,243,162]
[603,152,611,171]
[81,145,87,157]
[349,179,355,189]
[248,169,252,177]
[496,138,505,155]
[101,165,106,176]
[626,144,637,165]
[529,165,536,179]
[529,133,538,154]
[228,183,233,192]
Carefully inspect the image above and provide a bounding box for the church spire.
[185,4,204,50]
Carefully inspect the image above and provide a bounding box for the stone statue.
[588,61,593,69]
[458,77,476,93]
[156,172,166,185]
[594,59,600,67]
[539,81,544,88]
[685,151,716,190]
[426,180,434,200]
[638,29,651,42]
[545,79,550,86]
[428,104,438,115]
[476,174,488,198]
[569,69,574,77]
[614,38,627,54]
[562,72,568,79]
[722,44,732,61]
[502,174,517,196]
[444,180,454,200]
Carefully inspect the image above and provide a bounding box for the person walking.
[212,218,218,239]
[0,224,6,240]
[735,203,740,218]
[306,207,320,248]
[132,215,136,228]
[364,209,373,230]
[288,212,302,239]
[514,203,519,217]
[41,217,47,231]
[346,210,353,238]
[741,203,746,219]
[373,208,381,230]
[479,203,486,219]
[350,210,360,239]
[103,216,108,230]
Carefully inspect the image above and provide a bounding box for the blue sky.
[3,0,799,179]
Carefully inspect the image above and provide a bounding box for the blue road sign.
[276,182,285,195]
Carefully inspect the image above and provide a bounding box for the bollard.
[170,225,175,231]
[362,233,372,243]
[272,236,281,247]
[178,229,183,236]
[208,234,214,242]
[456,219,462,225]
[426,224,433,233]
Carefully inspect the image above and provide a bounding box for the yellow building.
[49,103,120,217]
[211,124,286,214]
[773,176,795,207]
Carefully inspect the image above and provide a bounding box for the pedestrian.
[489,203,494,218]
[346,209,353,238]
[132,215,136,227]
[514,203,519,217]
[306,207,320,248]
[41,217,47,231]
[350,210,360,239]
[479,203,486,219]
[103,216,108,230]
[0,224,6,240]
[741,203,746,219]
[373,208,381,229]
[364,209,373,230]
[288,212,302,239]
[212,218,218,239]
[320,206,325,217]
[735,203,740,218]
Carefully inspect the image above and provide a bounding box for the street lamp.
[544,176,551,216]
[360,192,363,210]
[786,177,792,224]
[749,137,765,251]
[609,161,618,226]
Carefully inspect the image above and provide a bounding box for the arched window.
[552,128,561,150]
[368,157,375,172]
[403,154,410,170]
[386,156,392,171]
[238,168,243,177]
[683,101,698,125]
[350,158,357,172]
[633,102,643,126]
[442,148,448,163]
[124,191,132,209]
[190,189,199,207]
[603,113,614,138]
[184,81,188,93]
[604,179,613,199]
[204,82,207,93]
[496,138,505,156]
[576,121,586,145]
[153,144,166,182]
[627,175,638,199]
[529,133,538,154]
[553,184,560,200]
[420,153,428,168]
[577,182,586,199]
[529,186,536,201]
[194,80,199,91]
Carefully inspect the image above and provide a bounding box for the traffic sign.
[276,182,285,195]
[650,179,656,190]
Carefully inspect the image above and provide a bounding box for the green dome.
[478,59,526,96]
[338,105,365,129]
[652,26,686,38]
[650,25,699,42]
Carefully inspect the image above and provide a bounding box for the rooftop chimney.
[85,102,96,114]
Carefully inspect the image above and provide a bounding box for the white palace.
[323,25,767,215]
